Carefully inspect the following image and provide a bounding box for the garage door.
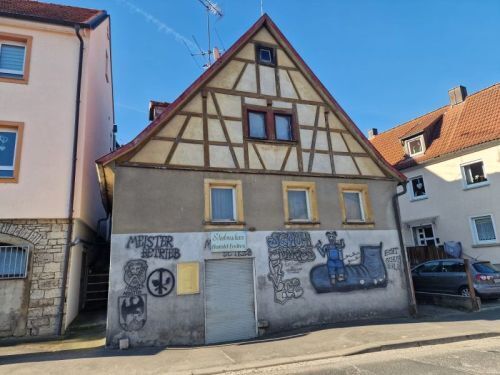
[205,259,257,344]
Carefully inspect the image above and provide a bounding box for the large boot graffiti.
[310,232,387,293]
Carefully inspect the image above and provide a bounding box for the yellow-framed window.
[338,183,374,225]
[282,181,319,223]
[204,179,244,224]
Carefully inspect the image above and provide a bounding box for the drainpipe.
[392,181,418,317]
[57,25,84,336]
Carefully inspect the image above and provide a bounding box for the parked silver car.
[411,259,500,298]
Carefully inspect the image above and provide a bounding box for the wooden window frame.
[243,104,297,144]
[204,179,245,227]
[282,181,319,225]
[338,183,374,227]
[0,32,32,85]
[0,121,24,183]
[255,43,277,67]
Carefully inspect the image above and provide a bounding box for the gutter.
[0,10,108,30]
[57,24,85,336]
[392,181,418,317]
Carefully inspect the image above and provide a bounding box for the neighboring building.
[97,14,413,347]
[0,0,115,337]
[370,84,500,265]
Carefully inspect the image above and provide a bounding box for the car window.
[473,262,499,274]
[441,261,465,273]
[418,262,441,273]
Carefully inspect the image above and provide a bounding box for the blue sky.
[55,0,499,144]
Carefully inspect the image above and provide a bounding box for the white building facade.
[371,84,500,266]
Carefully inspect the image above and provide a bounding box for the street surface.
[234,337,500,374]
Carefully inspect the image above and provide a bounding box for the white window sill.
[471,242,500,248]
[410,196,428,202]
[463,181,490,190]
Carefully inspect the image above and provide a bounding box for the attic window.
[405,135,425,157]
[256,44,276,66]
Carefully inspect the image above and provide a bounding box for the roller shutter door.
[205,259,257,344]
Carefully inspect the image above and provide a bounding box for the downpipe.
[56,25,84,336]
[392,181,418,317]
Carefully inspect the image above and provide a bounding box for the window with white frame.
[287,189,310,221]
[462,161,488,187]
[471,215,497,244]
[282,181,318,223]
[343,191,365,222]
[0,41,26,79]
[410,175,427,199]
[0,245,29,279]
[204,179,244,225]
[405,135,425,157]
[210,187,236,222]
[0,126,20,179]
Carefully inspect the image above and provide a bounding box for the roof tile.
[370,84,500,169]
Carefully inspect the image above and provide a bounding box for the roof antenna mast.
[260,0,264,16]
[196,0,223,68]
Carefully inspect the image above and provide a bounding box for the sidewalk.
[1,303,500,374]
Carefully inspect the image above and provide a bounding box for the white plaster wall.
[399,145,500,263]
[0,20,80,218]
[107,229,408,347]
[73,18,114,230]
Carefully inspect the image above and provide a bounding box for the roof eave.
[0,10,108,30]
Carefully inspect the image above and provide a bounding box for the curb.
[193,332,500,375]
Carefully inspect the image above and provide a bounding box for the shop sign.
[210,231,247,252]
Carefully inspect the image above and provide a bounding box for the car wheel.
[459,286,471,297]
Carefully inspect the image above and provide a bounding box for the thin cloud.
[114,0,197,50]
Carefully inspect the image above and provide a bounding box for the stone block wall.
[0,219,69,336]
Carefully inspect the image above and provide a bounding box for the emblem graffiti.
[147,268,175,297]
[266,232,315,304]
[119,294,147,331]
[123,259,148,296]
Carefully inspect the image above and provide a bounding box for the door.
[412,225,439,246]
[205,259,257,344]
[439,260,466,294]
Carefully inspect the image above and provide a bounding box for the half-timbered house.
[97,14,413,347]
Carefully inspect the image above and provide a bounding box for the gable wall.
[124,27,386,180]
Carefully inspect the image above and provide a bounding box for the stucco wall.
[112,167,398,234]
[399,144,500,263]
[107,166,409,347]
[107,229,408,347]
[0,20,79,218]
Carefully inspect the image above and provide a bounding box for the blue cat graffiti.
[310,231,387,293]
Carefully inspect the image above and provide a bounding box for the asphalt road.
[234,337,500,375]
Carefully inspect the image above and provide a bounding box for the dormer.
[400,114,443,158]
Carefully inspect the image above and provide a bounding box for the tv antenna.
[192,0,223,68]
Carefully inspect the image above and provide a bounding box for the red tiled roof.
[0,0,105,27]
[370,84,500,170]
[96,14,405,182]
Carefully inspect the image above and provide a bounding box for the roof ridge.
[376,82,500,137]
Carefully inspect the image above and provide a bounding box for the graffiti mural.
[147,268,175,297]
[384,247,401,270]
[222,248,253,257]
[267,232,316,304]
[119,294,147,331]
[310,232,387,293]
[123,259,148,297]
[126,235,181,260]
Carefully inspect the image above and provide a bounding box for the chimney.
[368,128,378,140]
[448,85,467,105]
[213,47,221,61]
